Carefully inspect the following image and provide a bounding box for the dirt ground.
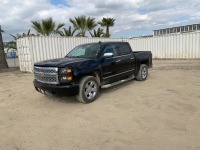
[0,60,200,150]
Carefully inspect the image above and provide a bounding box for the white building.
[153,23,200,36]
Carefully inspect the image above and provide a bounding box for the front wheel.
[136,64,148,81]
[76,76,99,103]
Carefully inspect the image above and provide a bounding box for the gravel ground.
[0,60,200,150]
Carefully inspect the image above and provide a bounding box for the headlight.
[59,68,72,74]
[58,68,73,83]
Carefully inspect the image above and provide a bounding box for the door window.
[116,43,132,56]
[102,44,118,57]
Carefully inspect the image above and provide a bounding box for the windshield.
[66,43,100,58]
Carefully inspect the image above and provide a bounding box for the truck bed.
[133,51,152,68]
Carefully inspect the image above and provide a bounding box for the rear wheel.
[76,76,99,103]
[136,64,148,81]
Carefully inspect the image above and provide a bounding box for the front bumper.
[33,80,79,96]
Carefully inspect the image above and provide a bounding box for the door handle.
[116,60,121,63]
[131,57,134,60]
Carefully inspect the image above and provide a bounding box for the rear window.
[116,43,132,56]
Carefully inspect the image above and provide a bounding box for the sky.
[0,0,200,41]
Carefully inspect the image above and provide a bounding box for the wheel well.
[141,60,149,66]
[85,71,101,86]
[136,62,148,76]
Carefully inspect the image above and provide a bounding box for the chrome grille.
[34,66,58,84]
[34,67,57,74]
[35,75,57,83]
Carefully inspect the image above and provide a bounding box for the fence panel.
[17,38,32,72]
[17,32,200,72]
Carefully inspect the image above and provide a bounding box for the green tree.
[98,18,115,38]
[31,17,64,36]
[59,26,76,37]
[8,29,32,51]
[93,28,105,37]
[10,29,32,40]
[69,16,97,37]
[86,17,97,37]
[0,26,8,69]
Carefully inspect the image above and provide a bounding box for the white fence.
[17,32,200,72]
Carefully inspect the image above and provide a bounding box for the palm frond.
[59,26,77,37]
[72,28,77,36]
[31,21,43,34]
[31,17,63,35]
[56,23,65,31]
[10,34,18,40]
[27,29,31,35]
[69,18,78,29]
[69,15,97,37]
[93,28,105,37]
[58,31,64,36]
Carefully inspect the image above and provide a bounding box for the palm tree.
[0,25,8,69]
[98,18,115,38]
[59,26,76,37]
[69,16,97,37]
[93,28,105,37]
[8,29,33,51]
[22,29,32,37]
[86,17,97,37]
[31,17,65,36]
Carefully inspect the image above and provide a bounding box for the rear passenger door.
[115,43,135,74]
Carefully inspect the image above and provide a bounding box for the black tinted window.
[103,44,118,57]
[116,43,131,56]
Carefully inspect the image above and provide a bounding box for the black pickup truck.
[33,42,152,103]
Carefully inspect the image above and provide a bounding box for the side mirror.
[103,52,114,58]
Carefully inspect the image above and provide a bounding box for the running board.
[101,75,135,89]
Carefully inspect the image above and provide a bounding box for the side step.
[101,75,134,89]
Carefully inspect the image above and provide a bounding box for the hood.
[34,57,92,67]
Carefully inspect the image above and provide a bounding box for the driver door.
[101,43,120,84]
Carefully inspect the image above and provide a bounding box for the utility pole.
[0,25,8,70]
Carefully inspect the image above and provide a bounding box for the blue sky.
[0,0,200,41]
[51,0,70,6]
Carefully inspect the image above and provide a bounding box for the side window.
[116,43,132,56]
[85,44,99,57]
[103,44,118,57]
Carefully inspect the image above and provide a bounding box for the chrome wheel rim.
[141,67,147,79]
[84,81,97,99]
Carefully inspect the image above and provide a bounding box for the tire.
[136,64,148,81]
[76,76,99,103]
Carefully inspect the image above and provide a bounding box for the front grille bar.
[34,66,59,84]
